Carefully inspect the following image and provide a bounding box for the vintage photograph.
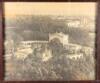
[4,2,96,80]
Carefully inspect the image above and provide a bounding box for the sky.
[4,2,97,19]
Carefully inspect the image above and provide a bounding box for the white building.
[66,20,81,28]
[49,32,69,46]
[64,44,82,53]
[21,40,48,45]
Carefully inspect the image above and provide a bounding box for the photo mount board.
[0,0,100,83]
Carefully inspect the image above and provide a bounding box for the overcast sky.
[4,2,96,19]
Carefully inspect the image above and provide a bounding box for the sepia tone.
[4,2,96,81]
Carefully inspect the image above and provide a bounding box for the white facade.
[49,32,68,45]
[67,20,81,28]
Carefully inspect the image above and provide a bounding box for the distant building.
[21,40,48,45]
[66,53,83,60]
[64,43,82,53]
[82,46,94,56]
[66,20,81,28]
[20,40,48,48]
